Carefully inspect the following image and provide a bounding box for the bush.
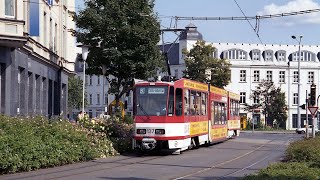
[285,137,320,163]
[78,115,134,154]
[0,115,117,174]
[242,162,320,180]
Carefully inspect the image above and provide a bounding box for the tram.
[132,78,240,153]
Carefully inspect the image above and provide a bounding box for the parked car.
[296,125,319,134]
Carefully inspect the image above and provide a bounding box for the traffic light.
[310,83,316,106]
[300,104,306,110]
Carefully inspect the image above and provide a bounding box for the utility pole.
[306,90,309,138]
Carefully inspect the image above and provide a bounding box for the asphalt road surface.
[2,132,302,180]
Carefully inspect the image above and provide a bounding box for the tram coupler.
[141,138,157,150]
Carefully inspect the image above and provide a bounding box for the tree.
[244,80,288,128]
[183,40,231,88]
[68,76,87,111]
[73,0,162,111]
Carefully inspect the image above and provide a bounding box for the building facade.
[74,60,133,118]
[0,0,76,117]
[166,24,320,130]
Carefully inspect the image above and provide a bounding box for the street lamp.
[77,44,90,113]
[102,65,107,114]
[292,35,303,128]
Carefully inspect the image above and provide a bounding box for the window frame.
[240,92,246,104]
[293,93,298,105]
[279,71,285,83]
[5,0,15,18]
[293,71,299,83]
[240,70,246,82]
[308,71,314,83]
[253,70,260,82]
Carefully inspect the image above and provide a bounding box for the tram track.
[172,134,296,180]
[4,155,165,180]
[3,134,298,180]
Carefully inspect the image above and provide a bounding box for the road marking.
[172,140,271,180]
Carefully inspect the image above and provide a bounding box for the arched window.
[275,50,286,61]
[250,49,261,61]
[222,49,247,60]
[290,50,316,62]
[263,50,273,61]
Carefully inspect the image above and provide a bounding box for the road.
[2,132,302,180]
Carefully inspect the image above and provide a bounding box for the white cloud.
[258,0,320,26]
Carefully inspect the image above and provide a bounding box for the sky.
[75,0,320,45]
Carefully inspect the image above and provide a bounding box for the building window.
[43,12,47,47]
[279,71,285,83]
[174,69,178,79]
[240,92,246,104]
[89,75,93,85]
[308,71,314,83]
[253,96,260,104]
[97,75,100,85]
[253,70,260,82]
[5,0,15,17]
[292,51,316,62]
[264,50,273,61]
[278,52,285,61]
[225,49,247,60]
[251,50,261,61]
[89,94,92,105]
[293,71,298,83]
[239,70,246,82]
[266,71,272,82]
[293,93,298,105]
[97,94,100,105]
[104,93,108,105]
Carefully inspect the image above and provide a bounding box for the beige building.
[0,0,76,117]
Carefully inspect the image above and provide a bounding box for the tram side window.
[201,92,207,115]
[184,89,190,115]
[213,102,226,125]
[211,101,214,125]
[168,86,174,115]
[190,91,198,115]
[221,103,226,124]
[195,92,201,115]
[236,101,240,116]
[214,102,220,125]
[175,88,183,116]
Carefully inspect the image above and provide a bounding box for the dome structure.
[179,23,203,41]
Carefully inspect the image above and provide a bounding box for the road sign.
[308,106,318,116]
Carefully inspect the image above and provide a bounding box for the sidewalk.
[241,130,296,134]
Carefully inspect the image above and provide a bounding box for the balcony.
[0,17,27,47]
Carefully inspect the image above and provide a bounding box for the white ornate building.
[73,59,133,118]
[166,23,320,130]
[0,0,76,117]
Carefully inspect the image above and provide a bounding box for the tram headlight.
[155,129,165,135]
[137,129,146,134]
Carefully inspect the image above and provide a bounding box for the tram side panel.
[227,91,241,138]
[208,86,228,143]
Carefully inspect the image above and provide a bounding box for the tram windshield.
[135,86,168,116]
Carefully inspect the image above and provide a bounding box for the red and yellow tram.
[132,78,240,152]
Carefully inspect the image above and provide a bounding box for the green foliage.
[123,114,134,124]
[68,76,87,110]
[243,80,288,128]
[285,137,320,163]
[73,0,163,110]
[243,136,320,179]
[183,40,231,88]
[0,115,117,174]
[242,162,320,180]
[77,115,134,154]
